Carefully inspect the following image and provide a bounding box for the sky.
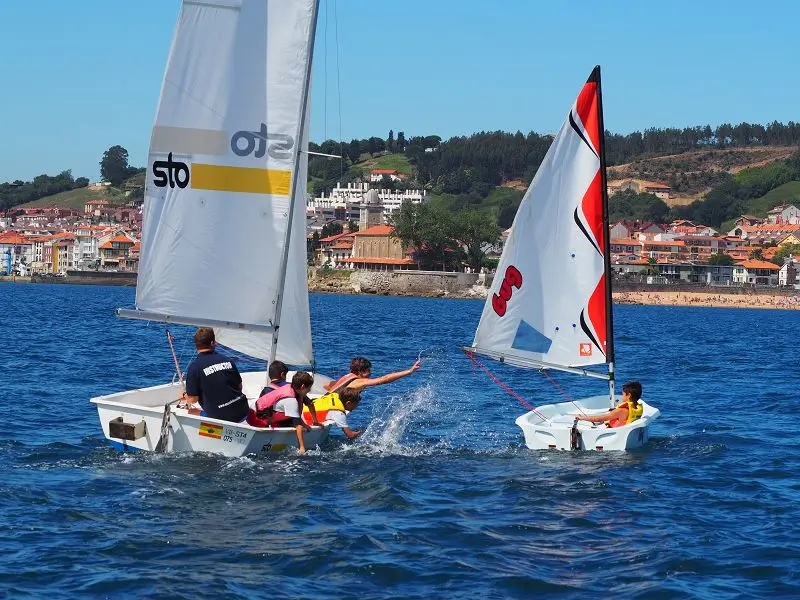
[0,0,798,182]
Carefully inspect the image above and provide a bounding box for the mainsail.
[470,66,613,378]
[126,0,318,366]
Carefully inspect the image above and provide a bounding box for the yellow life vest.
[302,392,345,424]
[622,399,643,424]
[608,399,643,427]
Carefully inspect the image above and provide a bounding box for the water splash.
[344,384,449,457]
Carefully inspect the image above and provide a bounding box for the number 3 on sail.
[492,266,523,317]
[463,66,660,452]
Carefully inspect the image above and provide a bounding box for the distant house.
[766,204,800,225]
[347,224,414,271]
[778,233,800,247]
[609,221,630,239]
[84,199,111,217]
[369,169,402,183]
[779,259,799,287]
[607,179,672,200]
[733,259,780,285]
[734,214,763,228]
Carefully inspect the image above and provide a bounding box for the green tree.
[347,139,361,164]
[390,202,458,270]
[707,253,734,265]
[321,221,344,238]
[452,210,501,271]
[100,145,131,186]
[771,243,800,266]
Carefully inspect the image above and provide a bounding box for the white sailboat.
[463,66,660,451]
[91,0,334,456]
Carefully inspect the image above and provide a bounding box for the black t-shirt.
[185,350,248,422]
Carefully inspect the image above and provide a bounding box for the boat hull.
[91,370,334,456]
[515,395,660,452]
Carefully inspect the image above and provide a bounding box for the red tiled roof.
[641,240,686,247]
[736,259,780,270]
[0,232,31,244]
[108,234,134,243]
[347,257,414,265]
[371,169,398,174]
[319,232,354,243]
[352,224,394,236]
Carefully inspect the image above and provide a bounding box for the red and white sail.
[470,67,611,375]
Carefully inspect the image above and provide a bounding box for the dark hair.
[291,371,314,393]
[268,360,289,382]
[350,357,372,375]
[340,387,361,406]
[622,381,642,404]
[194,327,215,350]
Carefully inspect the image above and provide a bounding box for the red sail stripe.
[575,81,600,155]
[581,169,604,256]
[587,274,607,355]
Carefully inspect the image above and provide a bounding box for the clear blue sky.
[1,0,798,182]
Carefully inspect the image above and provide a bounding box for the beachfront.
[614,290,800,309]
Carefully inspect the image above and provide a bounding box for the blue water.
[1,283,799,599]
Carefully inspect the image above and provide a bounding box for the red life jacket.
[329,373,359,393]
[246,386,296,428]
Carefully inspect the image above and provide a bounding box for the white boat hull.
[515,395,660,452]
[91,370,334,456]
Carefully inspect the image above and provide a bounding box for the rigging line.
[323,0,328,142]
[333,0,343,179]
[537,368,593,415]
[465,350,547,420]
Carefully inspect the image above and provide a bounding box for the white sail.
[471,72,610,371]
[133,0,317,365]
[215,95,314,365]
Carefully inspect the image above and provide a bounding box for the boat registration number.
[223,429,249,445]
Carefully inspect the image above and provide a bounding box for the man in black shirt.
[184,328,249,422]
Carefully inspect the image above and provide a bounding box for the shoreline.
[6,275,800,310]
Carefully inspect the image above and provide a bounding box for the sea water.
[0,283,798,599]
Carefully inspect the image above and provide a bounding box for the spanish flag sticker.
[199,422,223,439]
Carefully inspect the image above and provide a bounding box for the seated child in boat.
[576,381,643,428]
[247,371,319,454]
[260,360,290,398]
[302,387,362,440]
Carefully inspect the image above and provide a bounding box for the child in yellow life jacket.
[576,381,644,428]
[303,388,362,439]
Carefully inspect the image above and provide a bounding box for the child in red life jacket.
[247,371,319,454]
[259,360,290,398]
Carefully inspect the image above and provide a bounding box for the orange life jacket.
[608,400,643,428]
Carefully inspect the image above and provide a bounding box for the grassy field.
[748,181,800,215]
[354,153,414,176]
[429,186,524,216]
[18,186,129,211]
[18,172,144,211]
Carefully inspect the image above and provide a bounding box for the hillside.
[19,185,128,211]
[608,146,798,206]
[17,172,145,211]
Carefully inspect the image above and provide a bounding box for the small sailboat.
[463,66,660,451]
[91,0,334,455]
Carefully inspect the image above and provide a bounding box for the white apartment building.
[306,182,428,226]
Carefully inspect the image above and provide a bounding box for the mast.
[269,0,320,368]
[592,65,616,405]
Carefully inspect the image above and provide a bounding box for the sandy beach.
[613,290,800,310]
